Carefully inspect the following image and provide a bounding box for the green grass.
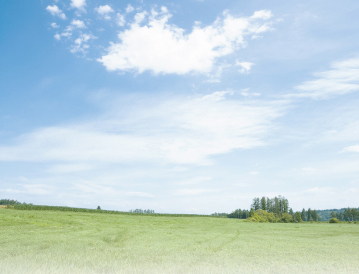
[1,207,359,273]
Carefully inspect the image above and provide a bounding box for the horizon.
[1,0,359,214]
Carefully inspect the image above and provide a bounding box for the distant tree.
[282,198,289,214]
[301,209,306,221]
[249,208,255,217]
[251,198,260,211]
[294,212,302,223]
[307,208,312,221]
[261,197,267,211]
[97,206,101,210]
[289,208,294,216]
[330,211,336,219]
[274,197,280,216]
[266,197,273,212]
[311,210,319,222]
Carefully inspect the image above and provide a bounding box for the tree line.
[331,208,359,222]
[226,196,325,223]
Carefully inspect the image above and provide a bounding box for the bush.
[246,210,279,223]
[281,213,293,223]
[329,218,339,223]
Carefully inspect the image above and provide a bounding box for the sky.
[0,0,359,214]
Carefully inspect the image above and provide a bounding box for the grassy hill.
[1,205,359,273]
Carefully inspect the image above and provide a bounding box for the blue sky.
[1,0,359,213]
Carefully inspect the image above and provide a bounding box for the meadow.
[1,207,358,274]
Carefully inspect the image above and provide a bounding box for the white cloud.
[201,90,233,101]
[46,5,66,20]
[288,58,359,99]
[98,8,273,75]
[236,61,254,74]
[54,33,61,40]
[116,13,125,26]
[341,145,359,153]
[71,19,86,28]
[70,0,86,10]
[95,5,114,20]
[51,22,59,28]
[126,4,135,13]
[70,33,96,54]
[0,93,285,166]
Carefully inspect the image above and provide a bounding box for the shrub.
[329,218,339,223]
[281,213,293,223]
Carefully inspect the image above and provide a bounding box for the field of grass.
[1,207,359,273]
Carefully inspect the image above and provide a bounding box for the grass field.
[1,207,358,274]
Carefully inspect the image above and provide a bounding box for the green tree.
[301,208,306,221]
[274,197,280,216]
[307,208,312,221]
[294,212,302,223]
[251,198,260,211]
[330,211,336,219]
[261,197,267,211]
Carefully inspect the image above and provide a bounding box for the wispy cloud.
[287,58,359,99]
[341,144,359,153]
[0,92,286,166]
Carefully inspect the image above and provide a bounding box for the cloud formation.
[46,5,66,20]
[95,5,114,20]
[98,8,273,74]
[289,58,359,99]
[342,145,359,153]
[0,92,285,166]
[70,0,86,10]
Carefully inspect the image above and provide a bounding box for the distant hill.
[317,208,359,221]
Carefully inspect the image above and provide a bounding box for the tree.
[249,208,255,217]
[307,208,312,221]
[274,197,280,216]
[301,209,306,221]
[282,198,289,214]
[261,197,267,211]
[294,212,302,223]
[266,197,273,212]
[330,211,336,219]
[251,198,260,211]
[97,206,101,210]
[289,208,294,217]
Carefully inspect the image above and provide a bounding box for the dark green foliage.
[281,213,293,223]
[227,209,249,219]
[301,209,306,221]
[329,218,339,223]
[97,206,101,210]
[0,199,21,205]
[129,209,155,214]
[11,204,212,218]
[294,212,302,223]
[260,197,267,211]
[251,198,260,210]
[247,210,279,223]
[211,212,228,217]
